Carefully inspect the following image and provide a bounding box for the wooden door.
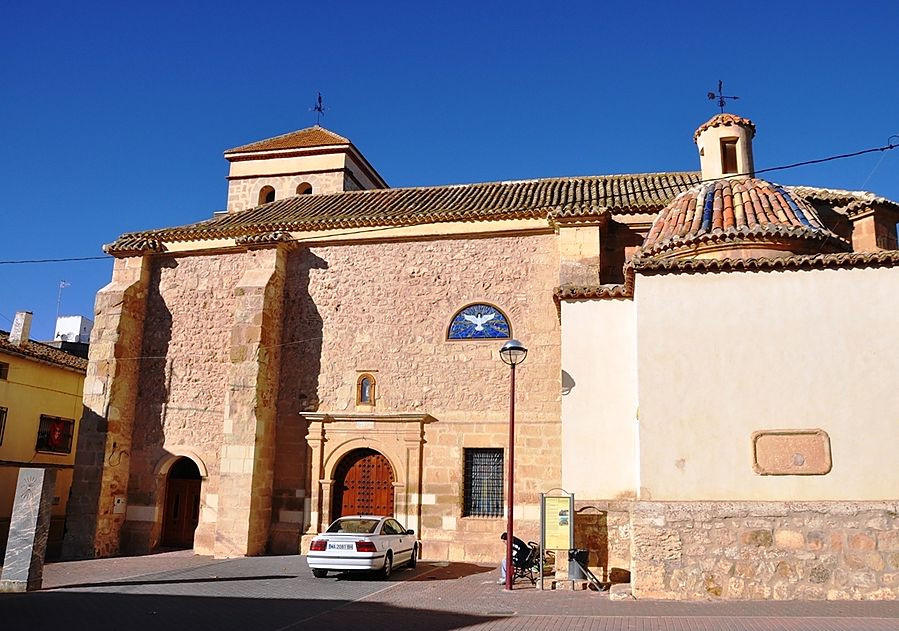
[161,478,200,548]
[332,449,395,518]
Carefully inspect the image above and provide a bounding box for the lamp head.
[499,339,528,366]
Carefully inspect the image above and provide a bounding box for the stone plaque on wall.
[751,429,832,475]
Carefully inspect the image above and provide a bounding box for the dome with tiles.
[638,177,850,261]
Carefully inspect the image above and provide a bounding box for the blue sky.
[2,1,897,340]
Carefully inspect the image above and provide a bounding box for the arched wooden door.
[161,457,201,548]
[331,448,395,518]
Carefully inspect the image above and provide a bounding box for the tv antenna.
[56,280,70,322]
[310,92,327,124]
[707,80,739,113]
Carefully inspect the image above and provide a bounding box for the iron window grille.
[35,415,74,454]
[0,407,6,445]
[463,448,504,517]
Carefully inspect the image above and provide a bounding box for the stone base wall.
[630,501,899,600]
[571,501,632,584]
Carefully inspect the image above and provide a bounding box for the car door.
[384,519,411,564]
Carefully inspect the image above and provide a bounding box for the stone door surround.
[300,412,434,548]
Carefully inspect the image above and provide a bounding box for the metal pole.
[505,362,516,591]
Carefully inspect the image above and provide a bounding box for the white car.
[306,515,419,579]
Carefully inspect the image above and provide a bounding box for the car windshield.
[327,518,380,534]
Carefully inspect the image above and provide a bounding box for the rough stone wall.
[63,256,150,559]
[214,248,286,557]
[571,500,633,583]
[631,501,899,600]
[278,233,562,561]
[226,172,346,212]
[124,252,251,555]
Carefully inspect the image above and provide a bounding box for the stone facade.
[628,501,899,600]
[226,172,358,213]
[72,231,562,562]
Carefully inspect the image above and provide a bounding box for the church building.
[63,113,899,600]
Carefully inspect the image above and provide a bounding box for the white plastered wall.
[561,299,639,499]
[635,266,899,500]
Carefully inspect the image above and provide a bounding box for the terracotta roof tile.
[789,186,899,215]
[694,113,757,140]
[555,267,635,302]
[633,250,899,274]
[0,332,88,373]
[225,125,352,155]
[107,172,702,250]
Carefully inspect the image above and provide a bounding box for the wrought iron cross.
[707,80,739,113]
[311,92,326,124]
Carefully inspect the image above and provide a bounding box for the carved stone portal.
[300,413,433,551]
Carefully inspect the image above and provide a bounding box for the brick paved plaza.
[2,552,898,630]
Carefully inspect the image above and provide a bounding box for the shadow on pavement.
[0,591,501,631]
[44,574,296,590]
[309,562,493,582]
[408,562,494,581]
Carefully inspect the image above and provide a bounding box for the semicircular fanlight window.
[448,304,511,340]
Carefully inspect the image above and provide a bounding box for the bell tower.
[223,125,387,212]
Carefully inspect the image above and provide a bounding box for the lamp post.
[499,339,527,591]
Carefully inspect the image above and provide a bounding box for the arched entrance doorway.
[161,457,201,548]
[331,448,395,518]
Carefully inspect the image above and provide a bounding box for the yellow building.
[0,312,87,558]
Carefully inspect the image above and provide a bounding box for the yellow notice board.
[542,495,573,550]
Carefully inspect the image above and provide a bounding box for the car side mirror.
[406,529,415,535]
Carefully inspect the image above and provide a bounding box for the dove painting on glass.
[447,304,511,340]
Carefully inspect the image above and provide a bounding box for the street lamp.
[499,338,527,590]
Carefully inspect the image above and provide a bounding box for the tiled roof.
[633,250,899,274]
[225,125,351,155]
[789,186,899,216]
[107,172,702,249]
[555,268,635,302]
[639,177,849,259]
[0,332,88,373]
[694,113,756,140]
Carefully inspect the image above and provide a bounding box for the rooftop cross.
[707,80,739,113]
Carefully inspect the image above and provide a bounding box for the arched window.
[259,185,276,205]
[296,182,313,195]
[356,373,376,406]
[447,303,511,340]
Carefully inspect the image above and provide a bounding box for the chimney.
[9,311,33,347]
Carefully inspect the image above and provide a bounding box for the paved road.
[1,552,897,630]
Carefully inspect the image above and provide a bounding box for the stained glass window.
[448,304,510,340]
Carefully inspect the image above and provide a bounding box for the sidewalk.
[2,552,897,631]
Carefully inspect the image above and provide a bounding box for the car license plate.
[328,542,353,551]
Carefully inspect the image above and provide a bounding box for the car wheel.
[380,552,393,579]
[408,543,417,568]
[312,569,328,578]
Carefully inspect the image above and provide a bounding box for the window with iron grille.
[463,448,503,517]
[35,415,74,454]
[0,407,6,445]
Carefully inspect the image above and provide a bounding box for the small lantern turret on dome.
[694,113,756,181]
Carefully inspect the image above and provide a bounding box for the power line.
[0,137,895,266]
[0,255,107,265]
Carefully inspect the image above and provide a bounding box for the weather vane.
[310,92,327,125]
[707,80,739,113]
